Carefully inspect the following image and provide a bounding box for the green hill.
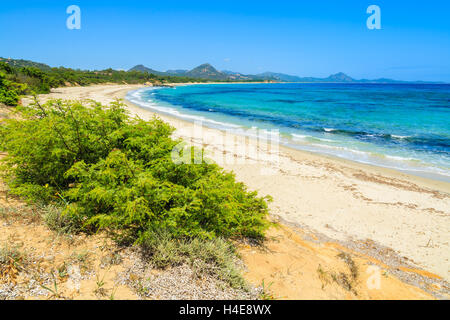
[0,57,52,71]
[0,58,203,106]
[130,63,263,81]
[129,64,165,75]
[184,63,227,80]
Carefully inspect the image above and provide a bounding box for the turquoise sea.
[126,83,450,182]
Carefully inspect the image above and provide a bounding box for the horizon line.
[1,56,448,84]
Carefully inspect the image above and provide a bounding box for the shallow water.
[126,83,450,182]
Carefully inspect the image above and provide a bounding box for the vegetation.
[140,229,247,289]
[0,58,207,107]
[0,64,28,106]
[0,99,270,290]
[0,205,42,224]
[0,242,29,284]
[259,280,276,300]
[316,252,359,295]
[43,204,82,235]
[0,58,51,71]
[0,99,270,246]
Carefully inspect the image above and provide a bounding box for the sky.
[0,0,449,81]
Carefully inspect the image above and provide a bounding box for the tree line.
[0,61,207,106]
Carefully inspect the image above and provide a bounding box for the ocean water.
[126,83,450,182]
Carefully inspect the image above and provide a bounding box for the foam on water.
[126,88,240,130]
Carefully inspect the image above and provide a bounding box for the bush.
[0,71,27,106]
[0,99,270,243]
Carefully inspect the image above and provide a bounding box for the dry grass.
[317,252,359,295]
[0,201,257,300]
[0,205,42,224]
[0,242,30,284]
[140,229,248,290]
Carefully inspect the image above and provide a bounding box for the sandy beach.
[30,84,450,287]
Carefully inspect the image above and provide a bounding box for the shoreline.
[127,84,450,189]
[30,84,450,284]
[127,84,450,184]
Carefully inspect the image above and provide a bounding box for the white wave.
[383,154,420,162]
[283,139,450,181]
[391,134,410,139]
[291,133,335,143]
[126,88,241,130]
[314,137,335,143]
[291,134,308,140]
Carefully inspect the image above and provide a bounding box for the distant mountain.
[4,57,443,84]
[184,63,225,80]
[221,70,254,81]
[165,69,188,75]
[256,72,303,82]
[128,63,445,84]
[255,71,358,83]
[129,64,165,75]
[325,72,354,82]
[0,57,52,71]
[357,77,407,84]
[129,63,258,81]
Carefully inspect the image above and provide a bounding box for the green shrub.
[0,71,27,106]
[0,99,270,243]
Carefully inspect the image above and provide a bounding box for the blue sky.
[1,0,449,81]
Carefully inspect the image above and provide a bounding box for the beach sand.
[29,84,450,289]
